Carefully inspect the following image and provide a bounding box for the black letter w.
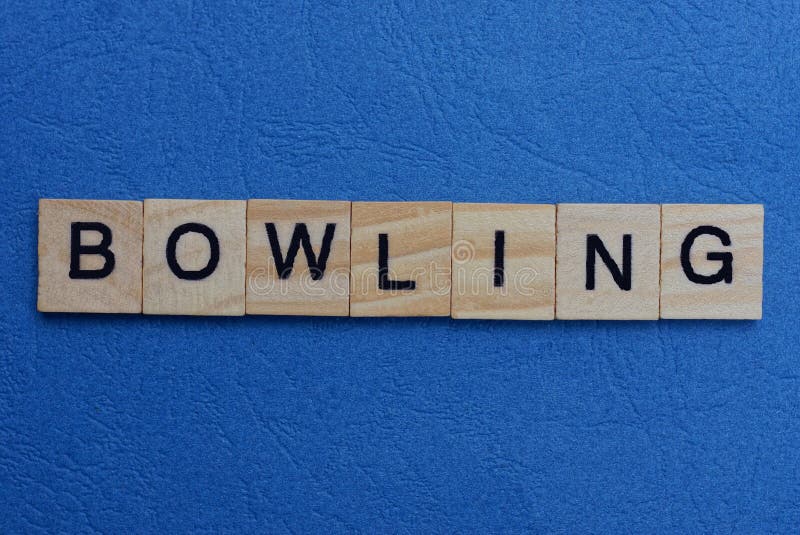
[265,223,336,280]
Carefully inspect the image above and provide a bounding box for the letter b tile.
[556,204,661,320]
[143,199,246,316]
[38,199,143,313]
[660,204,763,319]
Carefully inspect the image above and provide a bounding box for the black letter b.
[69,222,115,279]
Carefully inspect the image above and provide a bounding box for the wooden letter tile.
[38,199,143,313]
[660,204,763,319]
[556,204,661,320]
[350,202,451,317]
[246,199,350,316]
[451,203,555,320]
[143,199,246,316]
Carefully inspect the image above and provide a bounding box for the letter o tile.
[143,199,246,316]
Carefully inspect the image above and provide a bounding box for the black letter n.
[69,222,115,279]
[586,234,632,291]
[265,223,336,280]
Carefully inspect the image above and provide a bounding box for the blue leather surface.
[2,2,799,532]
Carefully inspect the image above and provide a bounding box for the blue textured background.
[2,1,799,532]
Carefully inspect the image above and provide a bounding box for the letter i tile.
[451,203,555,320]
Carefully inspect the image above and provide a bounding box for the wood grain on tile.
[660,204,763,319]
[246,199,351,316]
[556,204,661,320]
[38,199,143,313]
[143,199,246,316]
[350,202,452,317]
[451,203,555,320]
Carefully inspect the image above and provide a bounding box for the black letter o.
[166,223,220,280]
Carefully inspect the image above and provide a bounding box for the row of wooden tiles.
[37,199,764,320]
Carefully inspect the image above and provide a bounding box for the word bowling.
[37,199,764,320]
